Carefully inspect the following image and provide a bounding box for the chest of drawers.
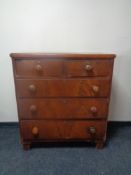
[10,53,116,150]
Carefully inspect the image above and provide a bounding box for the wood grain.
[16,79,111,98]
[20,120,106,140]
[14,59,113,78]
[18,98,109,119]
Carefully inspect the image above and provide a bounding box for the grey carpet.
[0,123,131,175]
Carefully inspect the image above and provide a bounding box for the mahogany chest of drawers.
[10,53,116,150]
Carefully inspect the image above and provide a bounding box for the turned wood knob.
[36,64,42,72]
[28,84,36,92]
[63,99,67,104]
[92,85,99,93]
[89,127,96,134]
[30,105,37,113]
[85,64,93,71]
[32,126,39,136]
[90,106,97,114]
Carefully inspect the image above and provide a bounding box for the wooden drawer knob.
[90,106,97,114]
[92,85,99,93]
[36,64,42,72]
[85,64,93,71]
[88,127,96,134]
[63,99,67,104]
[32,126,39,136]
[30,105,37,113]
[28,84,36,92]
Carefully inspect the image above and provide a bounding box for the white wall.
[0,0,131,121]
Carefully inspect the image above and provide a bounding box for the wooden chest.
[10,53,116,150]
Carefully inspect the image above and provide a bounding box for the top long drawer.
[16,78,111,98]
[14,59,113,78]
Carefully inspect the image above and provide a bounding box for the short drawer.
[20,120,106,140]
[18,99,109,119]
[16,78,110,98]
[14,59,64,78]
[65,60,113,77]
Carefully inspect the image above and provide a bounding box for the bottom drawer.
[20,120,107,140]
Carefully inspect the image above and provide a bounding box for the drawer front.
[65,60,113,77]
[16,79,110,97]
[20,120,106,140]
[14,59,113,78]
[15,59,64,78]
[18,99,108,119]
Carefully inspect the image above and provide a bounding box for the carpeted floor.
[0,123,131,175]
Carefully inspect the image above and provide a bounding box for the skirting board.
[0,121,131,128]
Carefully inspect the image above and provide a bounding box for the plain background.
[0,0,131,122]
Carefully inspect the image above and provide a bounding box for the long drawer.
[18,99,108,119]
[20,120,107,140]
[16,78,110,97]
[14,59,113,78]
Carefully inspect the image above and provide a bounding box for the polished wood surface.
[18,99,108,119]
[11,53,116,59]
[20,120,106,140]
[10,53,116,150]
[15,60,64,78]
[14,59,113,78]
[16,79,110,97]
[65,60,113,77]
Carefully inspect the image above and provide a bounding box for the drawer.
[20,120,106,140]
[16,78,110,98]
[65,60,113,77]
[14,59,64,78]
[18,99,108,119]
